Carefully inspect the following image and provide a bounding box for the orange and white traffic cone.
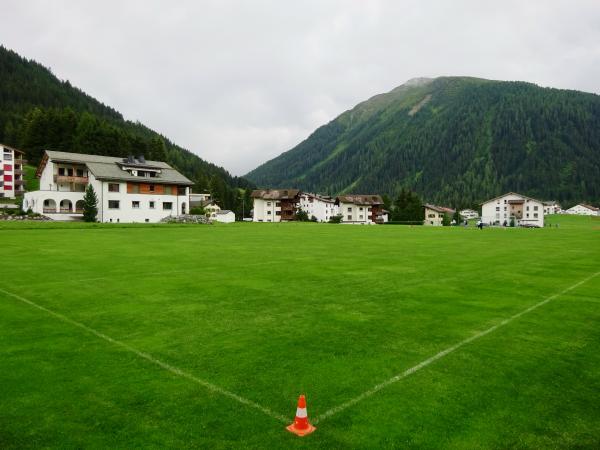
[286,394,316,436]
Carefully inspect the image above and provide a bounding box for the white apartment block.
[335,195,385,224]
[0,144,27,199]
[481,192,544,227]
[23,150,193,222]
[252,189,300,222]
[543,201,561,215]
[565,203,599,216]
[299,192,338,222]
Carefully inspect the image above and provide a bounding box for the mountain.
[245,77,600,207]
[0,46,253,213]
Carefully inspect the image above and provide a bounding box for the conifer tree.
[82,184,98,222]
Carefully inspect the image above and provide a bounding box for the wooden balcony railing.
[54,175,89,184]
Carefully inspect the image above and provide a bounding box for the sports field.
[1,216,599,448]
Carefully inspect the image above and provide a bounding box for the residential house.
[251,189,300,222]
[335,195,385,224]
[189,192,212,208]
[459,209,479,220]
[0,144,27,199]
[565,203,599,216]
[543,201,561,215]
[23,150,193,222]
[424,204,455,226]
[481,192,544,227]
[214,210,235,223]
[299,192,338,222]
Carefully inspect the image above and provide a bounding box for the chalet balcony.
[54,175,89,184]
[14,169,24,175]
[14,180,26,186]
[14,158,27,165]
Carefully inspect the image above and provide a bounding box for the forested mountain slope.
[0,46,252,211]
[246,77,600,207]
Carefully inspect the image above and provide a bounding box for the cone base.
[286,423,316,436]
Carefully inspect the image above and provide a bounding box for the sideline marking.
[313,271,600,424]
[0,288,288,424]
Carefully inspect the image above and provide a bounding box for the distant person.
[477,220,483,230]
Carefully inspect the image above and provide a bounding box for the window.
[359,207,363,211]
[533,206,538,211]
[149,201,155,209]
[359,215,364,220]
[267,210,272,215]
[276,201,281,207]
[347,215,352,220]
[76,169,84,177]
[496,207,500,211]
[267,202,271,206]
[163,202,173,210]
[108,183,120,192]
[276,211,281,215]
[504,206,507,211]
[108,200,120,209]
[526,213,530,218]
[67,168,73,176]
[534,213,538,218]
[347,207,352,212]
[526,206,530,211]
[58,168,65,176]
[145,218,149,223]
[149,184,155,192]
[132,201,140,208]
[164,186,172,195]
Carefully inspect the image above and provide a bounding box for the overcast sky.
[2,1,599,175]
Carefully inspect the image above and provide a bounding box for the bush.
[329,214,343,224]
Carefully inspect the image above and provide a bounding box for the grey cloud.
[1,0,599,175]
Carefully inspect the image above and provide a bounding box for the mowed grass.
[1,216,599,448]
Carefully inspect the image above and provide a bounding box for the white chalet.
[299,192,338,222]
[23,150,193,222]
[481,192,544,227]
[424,204,455,226]
[0,144,27,199]
[335,195,385,224]
[459,209,479,220]
[251,189,300,222]
[565,203,599,216]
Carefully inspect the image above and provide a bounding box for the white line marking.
[313,271,600,424]
[0,288,288,423]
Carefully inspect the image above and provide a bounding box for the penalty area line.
[0,288,288,424]
[313,270,600,424]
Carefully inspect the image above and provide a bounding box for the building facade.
[543,201,561,215]
[23,151,193,222]
[459,209,479,220]
[0,144,27,199]
[251,189,300,222]
[565,203,599,215]
[214,210,235,223]
[424,204,455,226]
[481,192,545,227]
[335,195,385,224]
[299,192,338,222]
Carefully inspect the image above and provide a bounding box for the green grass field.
[1,215,599,448]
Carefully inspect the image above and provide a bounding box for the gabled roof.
[336,195,383,206]
[251,189,300,200]
[480,192,542,205]
[40,150,193,185]
[572,203,599,211]
[1,143,26,155]
[424,204,455,214]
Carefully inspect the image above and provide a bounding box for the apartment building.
[481,192,544,227]
[565,203,599,216]
[0,144,27,199]
[251,189,300,222]
[23,150,193,222]
[335,195,385,224]
[299,192,338,222]
[424,204,455,226]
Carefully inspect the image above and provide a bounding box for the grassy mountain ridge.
[246,76,600,207]
[0,45,253,213]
